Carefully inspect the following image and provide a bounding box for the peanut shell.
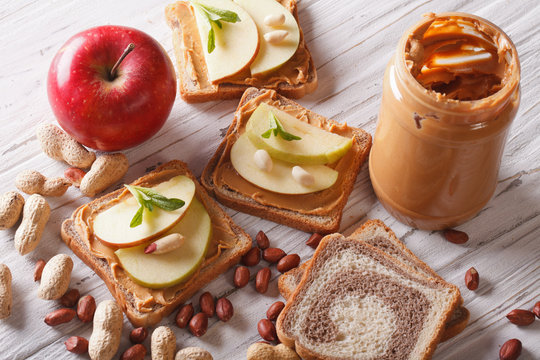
[38,254,73,300]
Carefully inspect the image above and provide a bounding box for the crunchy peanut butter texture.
[406,13,512,101]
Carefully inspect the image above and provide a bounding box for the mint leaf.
[261,129,273,138]
[261,112,302,141]
[130,186,185,211]
[129,185,185,211]
[192,1,240,53]
[276,121,301,141]
[261,115,278,138]
[278,131,302,141]
[130,186,160,197]
[125,184,144,204]
[208,27,215,53]
[196,3,240,23]
[130,206,144,228]
[151,196,185,211]
[143,198,154,212]
[124,184,185,227]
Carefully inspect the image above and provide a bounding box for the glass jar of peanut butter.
[369,12,520,230]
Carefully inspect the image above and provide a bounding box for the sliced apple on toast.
[231,133,338,194]
[115,197,212,288]
[192,0,259,82]
[93,175,196,247]
[246,103,353,165]
[234,0,300,76]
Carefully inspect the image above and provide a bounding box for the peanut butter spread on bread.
[75,169,234,313]
[212,90,356,215]
[168,1,311,88]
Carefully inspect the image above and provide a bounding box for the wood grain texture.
[0,0,539,359]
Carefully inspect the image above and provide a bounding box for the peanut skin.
[80,153,129,197]
[33,259,46,281]
[14,194,50,255]
[89,300,123,360]
[0,264,12,319]
[38,254,73,300]
[151,326,176,360]
[36,123,95,168]
[16,170,71,197]
[0,191,24,230]
[64,167,86,187]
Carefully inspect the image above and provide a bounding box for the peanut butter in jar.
[369,12,520,230]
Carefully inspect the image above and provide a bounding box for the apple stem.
[109,43,135,80]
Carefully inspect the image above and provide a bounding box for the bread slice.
[280,265,469,344]
[276,228,461,359]
[61,160,251,327]
[440,305,470,342]
[202,87,372,234]
[278,220,469,342]
[165,0,318,102]
[279,220,456,295]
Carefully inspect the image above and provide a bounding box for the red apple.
[47,25,177,151]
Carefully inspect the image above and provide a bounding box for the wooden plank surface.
[0,0,539,359]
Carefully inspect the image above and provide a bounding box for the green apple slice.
[246,103,353,165]
[233,0,300,76]
[192,0,259,82]
[231,133,338,194]
[93,175,196,248]
[115,198,212,289]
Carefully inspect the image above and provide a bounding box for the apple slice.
[93,175,196,247]
[192,0,259,82]
[231,133,338,194]
[246,103,353,165]
[115,198,212,289]
[234,0,300,76]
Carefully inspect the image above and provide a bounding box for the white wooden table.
[1,0,539,359]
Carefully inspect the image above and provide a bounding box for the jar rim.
[396,12,521,115]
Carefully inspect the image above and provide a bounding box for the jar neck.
[394,12,520,124]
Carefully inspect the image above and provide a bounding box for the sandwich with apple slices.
[165,0,317,102]
[61,160,251,327]
[202,87,372,234]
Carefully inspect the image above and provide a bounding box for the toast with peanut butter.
[278,219,470,343]
[165,0,317,102]
[202,87,372,234]
[276,221,462,360]
[61,160,251,327]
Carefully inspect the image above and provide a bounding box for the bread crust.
[165,0,318,102]
[276,221,462,360]
[61,160,252,327]
[440,306,470,342]
[202,87,372,234]
[278,262,307,300]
